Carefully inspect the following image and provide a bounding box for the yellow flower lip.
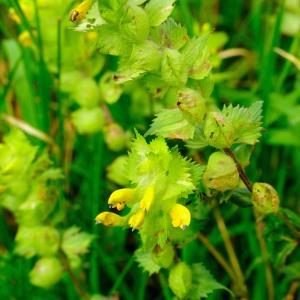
[140,186,155,211]
[108,188,135,211]
[70,0,92,22]
[170,204,191,229]
[128,209,145,231]
[95,212,124,227]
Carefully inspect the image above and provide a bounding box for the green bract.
[252,182,280,215]
[29,257,63,288]
[168,262,192,299]
[203,151,239,192]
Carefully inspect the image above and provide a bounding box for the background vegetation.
[0,0,300,299]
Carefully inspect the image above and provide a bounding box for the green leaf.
[97,24,132,56]
[161,48,188,86]
[135,248,161,275]
[98,0,127,23]
[62,227,93,269]
[223,101,263,145]
[115,40,161,83]
[282,262,300,280]
[169,262,192,299]
[150,18,188,50]
[145,0,176,26]
[146,108,195,140]
[188,263,231,299]
[182,36,208,68]
[120,4,149,43]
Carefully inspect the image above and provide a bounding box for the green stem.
[197,232,236,282]
[213,206,248,298]
[109,255,135,295]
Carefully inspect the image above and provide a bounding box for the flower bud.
[99,72,122,104]
[204,112,234,148]
[128,209,145,230]
[177,88,206,123]
[18,31,32,47]
[203,151,239,192]
[72,78,100,108]
[170,204,191,229]
[168,262,192,299]
[140,186,154,211]
[152,243,175,268]
[29,257,63,288]
[252,182,280,215]
[71,107,105,134]
[104,123,127,152]
[108,188,135,211]
[95,212,124,226]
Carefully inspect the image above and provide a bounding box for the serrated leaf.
[223,101,263,145]
[186,125,208,149]
[146,108,195,140]
[97,24,132,56]
[135,249,160,275]
[182,35,208,68]
[145,0,176,26]
[120,4,149,43]
[114,40,161,83]
[161,48,188,86]
[151,18,188,50]
[98,0,127,23]
[188,263,232,299]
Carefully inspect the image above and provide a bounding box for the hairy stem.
[197,232,236,281]
[213,206,248,298]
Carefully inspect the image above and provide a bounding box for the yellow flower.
[128,209,145,230]
[18,31,32,47]
[9,8,21,24]
[70,0,92,22]
[170,204,191,229]
[108,188,135,211]
[95,212,124,227]
[140,186,154,211]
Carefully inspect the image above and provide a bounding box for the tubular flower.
[95,212,124,227]
[140,186,155,211]
[19,31,32,47]
[70,0,92,22]
[128,209,145,230]
[108,188,135,211]
[170,204,191,229]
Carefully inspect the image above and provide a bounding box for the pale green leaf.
[135,249,161,275]
[97,24,132,56]
[161,48,188,86]
[150,18,188,50]
[188,263,232,299]
[146,108,195,140]
[145,0,176,26]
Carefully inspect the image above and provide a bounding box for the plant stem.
[197,232,236,281]
[224,148,252,192]
[224,148,274,300]
[59,251,90,300]
[285,281,299,300]
[254,210,275,300]
[213,206,248,298]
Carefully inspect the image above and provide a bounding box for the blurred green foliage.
[0,0,300,299]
